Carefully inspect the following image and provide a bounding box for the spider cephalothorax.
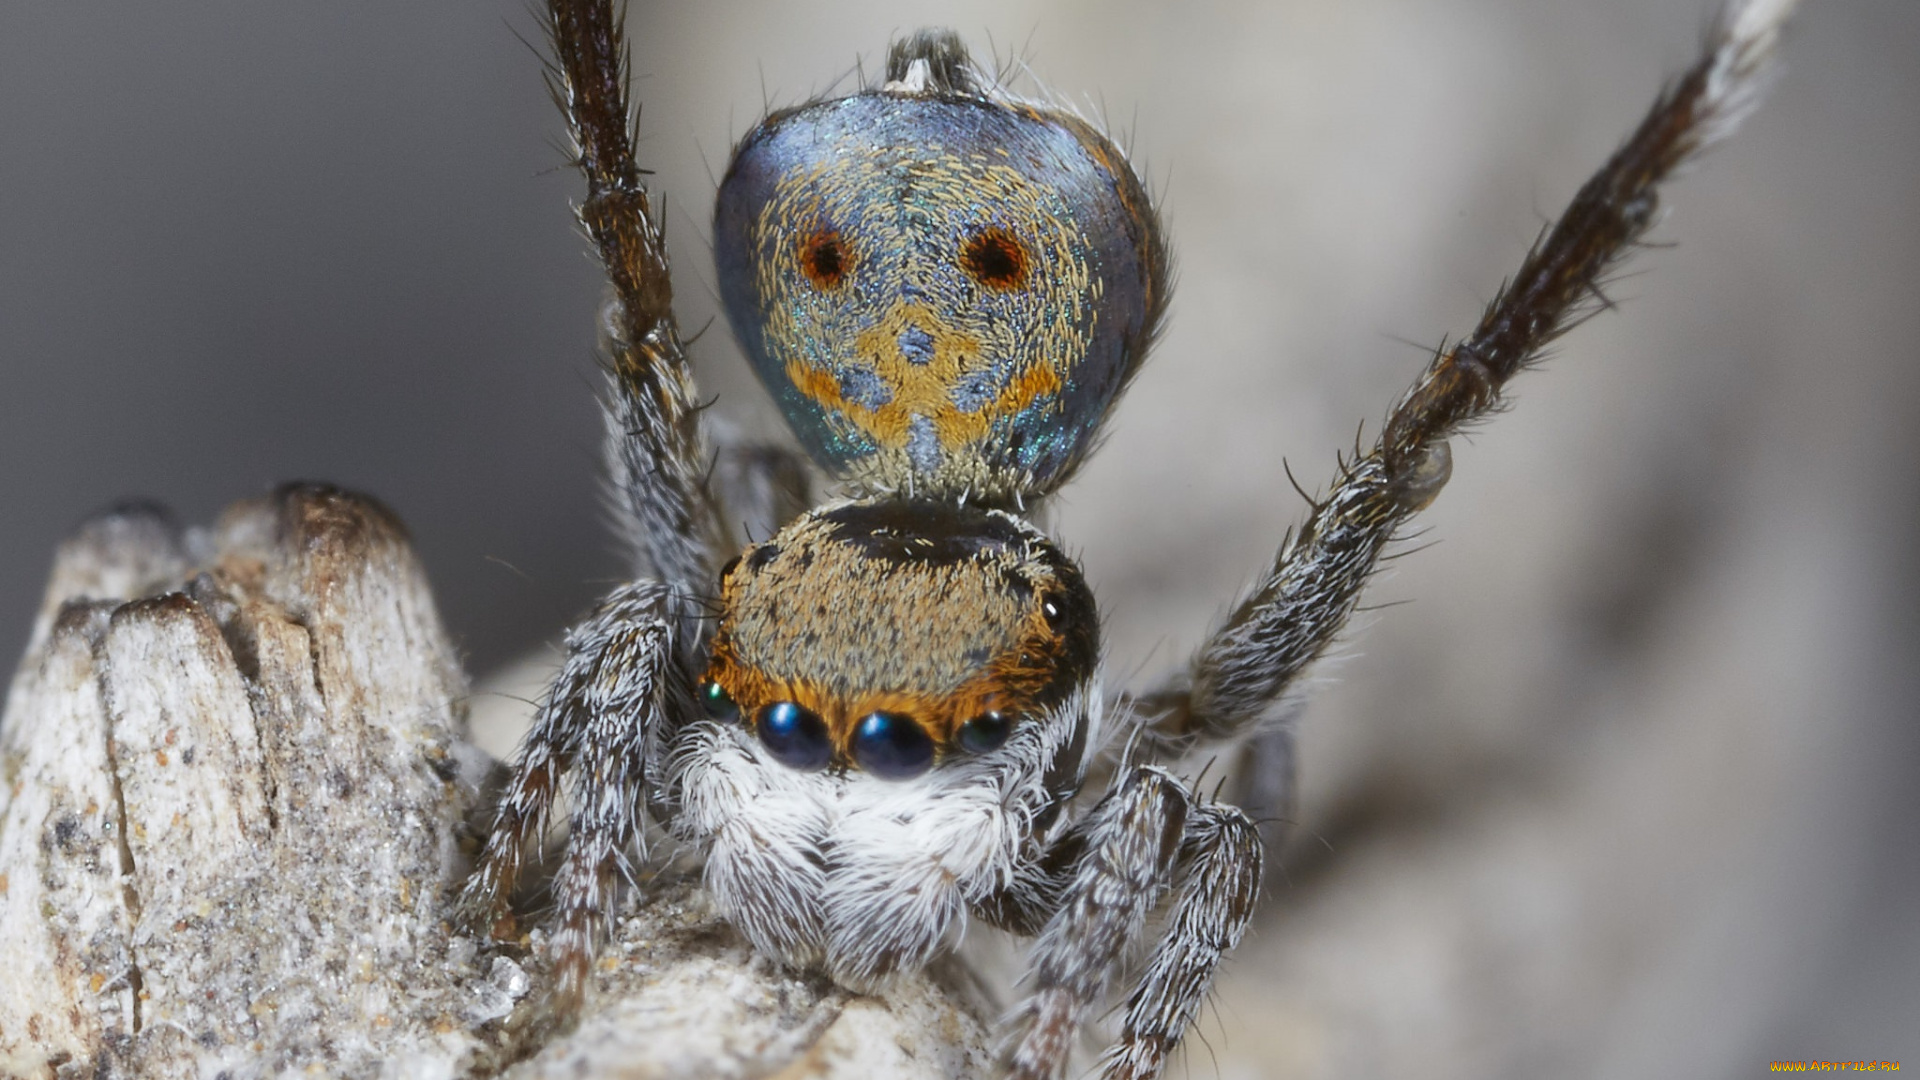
[701,501,1098,772]
[463,4,1792,1077]
[680,499,1102,988]
[678,504,1104,989]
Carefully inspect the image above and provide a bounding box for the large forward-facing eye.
[961,227,1029,291]
[756,701,832,771]
[850,711,934,780]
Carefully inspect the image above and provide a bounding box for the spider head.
[713,29,1167,504]
[698,499,1097,782]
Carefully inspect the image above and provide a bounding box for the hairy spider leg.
[547,0,728,631]
[708,439,815,546]
[1137,0,1795,769]
[1100,800,1264,1079]
[460,582,686,1007]
[458,0,728,997]
[1005,767,1262,1080]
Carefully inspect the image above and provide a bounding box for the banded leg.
[1139,0,1794,753]
[1099,805,1262,1080]
[1008,768,1261,1080]
[459,581,685,1004]
[547,0,728,627]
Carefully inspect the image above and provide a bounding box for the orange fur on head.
[701,500,1097,766]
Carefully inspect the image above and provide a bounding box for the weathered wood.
[0,485,990,1079]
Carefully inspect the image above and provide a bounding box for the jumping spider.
[461,2,1793,1076]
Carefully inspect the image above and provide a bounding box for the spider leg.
[458,581,686,1006]
[1100,802,1262,1080]
[1007,768,1261,1080]
[547,0,728,628]
[1137,0,1794,755]
[972,828,1084,940]
[708,439,814,547]
[1227,719,1299,851]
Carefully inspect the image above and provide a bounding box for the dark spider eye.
[850,711,934,780]
[699,680,740,722]
[961,227,1029,290]
[956,711,1013,754]
[755,702,832,771]
[798,230,848,288]
[1040,595,1066,632]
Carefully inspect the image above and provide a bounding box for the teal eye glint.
[700,680,740,722]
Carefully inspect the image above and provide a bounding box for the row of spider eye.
[699,681,1013,780]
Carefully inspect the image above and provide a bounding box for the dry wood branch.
[0,485,989,1079]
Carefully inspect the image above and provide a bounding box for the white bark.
[0,487,990,1079]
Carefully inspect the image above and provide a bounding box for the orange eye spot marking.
[799,230,849,289]
[962,227,1029,290]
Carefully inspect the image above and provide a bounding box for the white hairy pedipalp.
[672,680,1102,989]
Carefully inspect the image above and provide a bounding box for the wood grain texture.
[0,486,988,1078]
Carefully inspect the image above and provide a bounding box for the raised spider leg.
[459,581,686,1005]
[1006,767,1262,1080]
[548,0,729,632]
[1137,0,1794,758]
[708,438,814,547]
[456,0,726,1004]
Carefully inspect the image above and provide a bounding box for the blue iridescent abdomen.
[714,36,1166,502]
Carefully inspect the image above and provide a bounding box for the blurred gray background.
[3,1,1913,1076]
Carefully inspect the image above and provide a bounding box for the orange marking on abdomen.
[788,299,1063,455]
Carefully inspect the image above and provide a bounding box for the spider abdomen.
[713,34,1167,502]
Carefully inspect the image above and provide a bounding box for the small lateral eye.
[1040,595,1066,632]
[756,702,833,771]
[956,711,1013,755]
[850,711,935,780]
[798,229,848,289]
[699,679,740,722]
[961,227,1029,290]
